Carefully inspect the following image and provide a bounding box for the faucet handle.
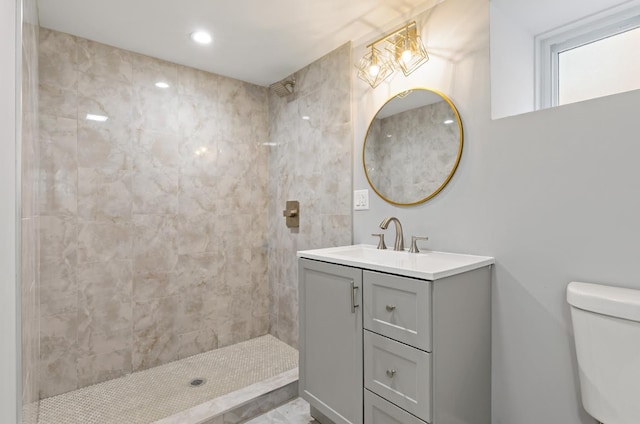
[371,233,387,250]
[409,236,428,253]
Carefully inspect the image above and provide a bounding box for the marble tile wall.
[38,28,270,397]
[267,43,353,348]
[22,0,40,420]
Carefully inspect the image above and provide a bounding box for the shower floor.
[37,335,298,424]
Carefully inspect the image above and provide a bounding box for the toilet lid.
[567,281,640,323]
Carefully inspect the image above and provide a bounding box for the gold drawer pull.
[386,369,396,378]
[386,304,396,312]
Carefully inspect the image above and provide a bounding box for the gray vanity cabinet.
[299,255,492,424]
[299,258,363,424]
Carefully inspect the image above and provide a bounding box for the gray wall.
[353,0,637,423]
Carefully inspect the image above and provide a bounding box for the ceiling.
[38,0,441,87]
[491,0,638,35]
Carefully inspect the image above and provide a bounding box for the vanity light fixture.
[355,21,429,88]
[190,31,212,44]
[443,119,454,124]
[386,23,429,76]
[155,81,170,88]
[355,45,395,89]
[301,115,311,121]
[85,113,108,122]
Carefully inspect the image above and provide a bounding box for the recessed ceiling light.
[444,119,454,124]
[301,115,311,121]
[86,113,108,122]
[190,31,212,44]
[155,81,170,89]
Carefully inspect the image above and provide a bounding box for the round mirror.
[363,88,463,206]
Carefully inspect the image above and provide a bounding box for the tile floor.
[246,397,315,424]
[37,335,298,424]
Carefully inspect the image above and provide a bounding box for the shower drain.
[189,378,206,387]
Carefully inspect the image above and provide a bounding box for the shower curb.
[153,368,299,424]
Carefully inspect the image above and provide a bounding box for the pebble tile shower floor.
[37,335,298,424]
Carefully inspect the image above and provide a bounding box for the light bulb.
[85,113,108,122]
[369,64,380,77]
[401,49,413,63]
[190,31,212,44]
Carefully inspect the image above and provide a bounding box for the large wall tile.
[76,260,133,335]
[267,43,353,347]
[77,348,132,387]
[178,65,220,97]
[39,215,77,290]
[132,54,179,89]
[39,312,78,398]
[39,348,78,398]
[77,220,132,263]
[177,328,218,360]
[133,129,181,170]
[77,38,133,84]
[132,332,179,371]
[39,30,271,396]
[132,167,179,214]
[78,73,133,124]
[133,215,179,273]
[77,121,133,170]
[39,83,77,119]
[39,115,78,216]
[132,85,181,133]
[77,168,132,220]
[39,28,77,90]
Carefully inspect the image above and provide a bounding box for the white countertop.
[297,244,494,280]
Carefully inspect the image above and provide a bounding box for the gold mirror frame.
[362,88,463,206]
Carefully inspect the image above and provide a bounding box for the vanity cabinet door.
[299,259,363,424]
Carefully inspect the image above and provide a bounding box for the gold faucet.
[379,217,404,251]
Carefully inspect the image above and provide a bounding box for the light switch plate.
[354,189,369,210]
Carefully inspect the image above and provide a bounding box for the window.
[536,5,640,108]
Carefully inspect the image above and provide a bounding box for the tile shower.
[38,27,271,397]
[31,24,352,423]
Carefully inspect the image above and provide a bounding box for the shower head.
[269,78,295,97]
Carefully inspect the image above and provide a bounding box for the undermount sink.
[297,244,494,280]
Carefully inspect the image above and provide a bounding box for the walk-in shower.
[20,1,353,421]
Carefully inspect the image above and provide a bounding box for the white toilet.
[567,281,640,424]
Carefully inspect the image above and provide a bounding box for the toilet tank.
[567,281,640,424]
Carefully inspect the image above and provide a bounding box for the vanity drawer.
[363,270,431,351]
[365,390,428,424]
[364,330,432,422]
